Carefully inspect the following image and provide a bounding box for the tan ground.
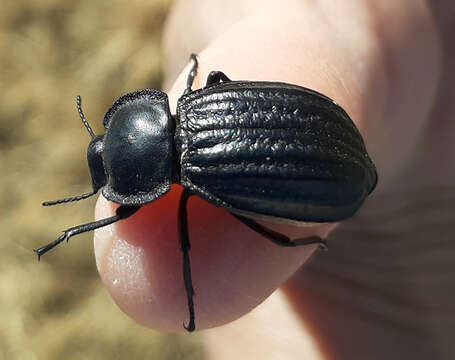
[0,1,204,358]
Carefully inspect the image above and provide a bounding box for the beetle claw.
[183,320,195,332]
[33,249,41,261]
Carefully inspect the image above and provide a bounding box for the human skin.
[94,1,455,358]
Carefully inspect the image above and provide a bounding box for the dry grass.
[0,1,204,358]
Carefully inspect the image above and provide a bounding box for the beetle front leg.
[231,213,328,251]
[35,205,141,260]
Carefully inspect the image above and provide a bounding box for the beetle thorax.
[101,90,174,205]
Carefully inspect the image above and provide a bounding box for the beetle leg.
[35,205,141,260]
[178,189,196,332]
[184,54,199,95]
[231,214,328,251]
[206,71,231,86]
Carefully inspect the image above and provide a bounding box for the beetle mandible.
[37,54,378,332]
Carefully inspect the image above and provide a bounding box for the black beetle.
[38,54,377,332]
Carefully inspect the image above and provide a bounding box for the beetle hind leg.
[231,214,328,251]
[183,54,232,95]
[35,205,141,260]
[184,54,199,95]
[206,71,231,86]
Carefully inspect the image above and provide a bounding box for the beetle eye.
[87,135,106,192]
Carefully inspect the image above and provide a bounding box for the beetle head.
[87,134,107,193]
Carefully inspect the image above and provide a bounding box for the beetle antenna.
[42,97,98,207]
[42,190,97,206]
[76,95,95,139]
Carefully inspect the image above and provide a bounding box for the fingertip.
[93,188,188,332]
[93,187,335,332]
[93,195,113,273]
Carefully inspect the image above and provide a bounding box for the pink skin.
[94,1,455,358]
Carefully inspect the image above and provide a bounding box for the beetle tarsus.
[183,319,195,332]
[294,236,328,251]
[34,249,42,261]
[37,205,141,259]
[232,213,328,251]
[35,233,67,258]
[178,189,197,332]
[319,240,329,251]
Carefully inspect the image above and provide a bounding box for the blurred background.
[0,0,205,358]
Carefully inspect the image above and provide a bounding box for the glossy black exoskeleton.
[38,54,377,332]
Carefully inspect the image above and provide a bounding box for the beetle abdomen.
[176,82,377,223]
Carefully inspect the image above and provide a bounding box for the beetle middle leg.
[35,205,141,260]
[178,188,196,332]
[231,214,328,250]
